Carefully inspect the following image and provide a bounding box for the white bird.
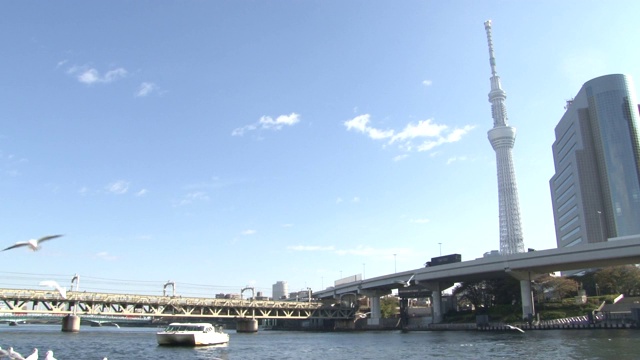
[44,351,56,360]
[395,274,415,287]
[24,348,37,360]
[39,280,67,299]
[0,347,10,358]
[8,347,25,360]
[505,324,525,333]
[2,235,63,252]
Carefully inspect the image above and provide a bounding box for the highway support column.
[359,289,391,326]
[506,269,540,322]
[422,282,442,323]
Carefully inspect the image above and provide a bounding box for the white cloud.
[135,189,149,197]
[174,191,210,206]
[287,245,335,251]
[446,156,468,165]
[393,154,409,162]
[96,251,118,261]
[67,65,127,85]
[345,114,475,153]
[259,113,300,129]
[288,244,413,259]
[232,112,300,136]
[241,229,257,236]
[106,180,129,195]
[135,82,157,97]
[390,119,447,143]
[422,79,433,86]
[335,245,389,256]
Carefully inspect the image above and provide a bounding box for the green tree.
[535,274,578,301]
[453,277,521,310]
[380,296,398,318]
[453,280,491,310]
[594,265,640,296]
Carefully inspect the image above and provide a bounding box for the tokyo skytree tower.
[483,20,525,254]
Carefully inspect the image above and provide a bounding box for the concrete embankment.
[405,322,638,331]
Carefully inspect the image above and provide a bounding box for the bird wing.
[2,242,29,251]
[9,349,25,360]
[36,234,64,244]
[39,280,67,299]
[25,349,38,360]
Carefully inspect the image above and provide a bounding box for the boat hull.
[156,332,229,346]
[156,322,229,346]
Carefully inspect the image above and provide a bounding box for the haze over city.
[1,1,640,297]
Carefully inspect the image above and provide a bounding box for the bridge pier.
[421,282,444,323]
[506,270,540,321]
[236,318,258,333]
[61,315,80,332]
[520,279,534,322]
[360,289,391,326]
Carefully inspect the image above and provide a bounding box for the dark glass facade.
[550,74,640,249]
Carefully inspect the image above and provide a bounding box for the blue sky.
[1,1,639,298]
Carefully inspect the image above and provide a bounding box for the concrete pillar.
[61,315,80,332]
[359,289,391,326]
[431,284,442,323]
[520,279,534,321]
[506,270,540,322]
[369,296,381,323]
[236,318,258,333]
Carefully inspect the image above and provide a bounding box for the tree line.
[452,265,640,310]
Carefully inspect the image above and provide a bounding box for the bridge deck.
[0,289,354,320]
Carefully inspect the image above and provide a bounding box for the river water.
[0,324,638,359]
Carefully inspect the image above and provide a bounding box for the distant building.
[550,74,640,250]
[272,281,288,300]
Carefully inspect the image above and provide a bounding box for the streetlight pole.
[363,263,365,280]
[597,211,605,241]
[393,254,397,273]
[438,242,442,256]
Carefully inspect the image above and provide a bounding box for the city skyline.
[1,1,640,297]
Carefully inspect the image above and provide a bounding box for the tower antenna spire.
[484,20,525,255]
[484,20,498,76]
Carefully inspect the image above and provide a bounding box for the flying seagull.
[44,350,57,360]
[2,234,63,252]
[395,274,415,287]
[505,324,525,333]
[39,280,67,299]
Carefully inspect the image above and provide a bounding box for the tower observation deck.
[484,20,525,254]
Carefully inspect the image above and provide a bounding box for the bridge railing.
[0,288,356,320]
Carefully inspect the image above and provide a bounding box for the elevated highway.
[314,235,640,323]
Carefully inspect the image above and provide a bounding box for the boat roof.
[167,322,213,326]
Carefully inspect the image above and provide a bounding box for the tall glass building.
[550,74,640,249]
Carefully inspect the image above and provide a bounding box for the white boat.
[156,322,229,346]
